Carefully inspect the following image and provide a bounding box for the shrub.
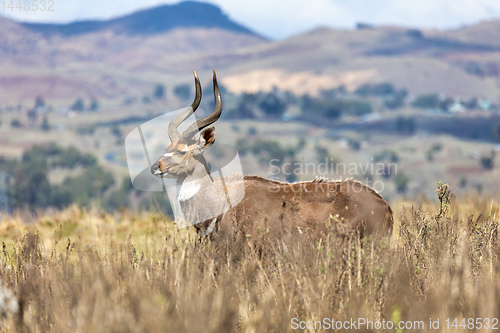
[301,96,371,119]
[355,82,396,96]
[89,98,99,111]
[258,92,287,119]
[70,98,85,112]
[492,121,500,142]
[373,149,399,163]
[41,116,51,132]
[153,84,166,100]
[412,94,440,109]
[480,150,495,170]
[395,172,410,193]
[10,119,22,128]
[426,143,443,161]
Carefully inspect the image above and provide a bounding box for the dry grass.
[0,193,499,332]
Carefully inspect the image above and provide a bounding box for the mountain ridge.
[18,1,263,38]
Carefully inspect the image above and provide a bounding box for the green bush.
[153,84,166,100]
[395,172,410,193]
[373,149,399,163]
[259,92,287,118]
[412,94,440,109]
[480,151,495,170]
[301,96,372,119]
[355,82,396,96]
[70,98,85,112]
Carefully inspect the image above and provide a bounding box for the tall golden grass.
[0,189,498,332]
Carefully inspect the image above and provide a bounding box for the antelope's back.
[227,176,393,238]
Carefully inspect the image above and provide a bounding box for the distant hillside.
[429,20,500,48]
[219,25,500,98]
[1,4,500,102]
[20,1,260,37]
[0,1,267,101]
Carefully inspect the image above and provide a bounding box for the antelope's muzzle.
[151,162,163,178]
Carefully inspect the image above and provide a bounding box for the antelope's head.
[151,70,222,180]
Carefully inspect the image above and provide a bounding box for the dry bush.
[0,195,498,332]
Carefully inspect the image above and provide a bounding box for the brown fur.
[194,175,393,239]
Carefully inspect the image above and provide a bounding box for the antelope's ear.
[197,126,216,152]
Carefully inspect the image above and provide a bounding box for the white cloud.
[2,0,500,39]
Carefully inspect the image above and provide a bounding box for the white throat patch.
[178,182,201,201]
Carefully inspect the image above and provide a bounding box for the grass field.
[0,186,498,332]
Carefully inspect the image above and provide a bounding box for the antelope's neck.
[177,178,202,201]
[176,172,214,202]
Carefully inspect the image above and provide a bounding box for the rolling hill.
[0,1,268,102]
[219,25,500,97]
[0,2,500,102]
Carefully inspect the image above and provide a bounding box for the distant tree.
[153,84,166,100]
[26,108,38,125]
[111,125,122,138]
[342,100,372,116]
[349,138,362,151]
[492,121,500,142]
[105,177,131,211]
[439,97,454,111]
[301,95,341,119]
[459,176,467,188]
[373,149,399,163]
[384,89,408,110]
[10,119,22,128]
[53,166,114,207]
[355,82,396,96]
[227,93,258,119]
[259,92,287,118]
[406,29,423,39]
[480,150,495,170]
[356,22,375,30]
[426,143,442,161]
[54,146,97,168]
[395,173,410,193]
[6,146,53,210]
[465,61,486,77]
[34,96,45,108]
[76,125,96,135]
[89,98,99,111]
[247,127,257,136]
[302,95,371,118]
[464,97,478,110]
[412,94,440,109]
[70,98,85,112]
[173,83,191,101]
[41,116,51,132]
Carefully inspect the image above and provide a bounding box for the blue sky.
[3,0,500,39]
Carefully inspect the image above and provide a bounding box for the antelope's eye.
[177,151,186,156]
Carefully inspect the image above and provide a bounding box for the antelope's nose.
[151,162,162,177]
